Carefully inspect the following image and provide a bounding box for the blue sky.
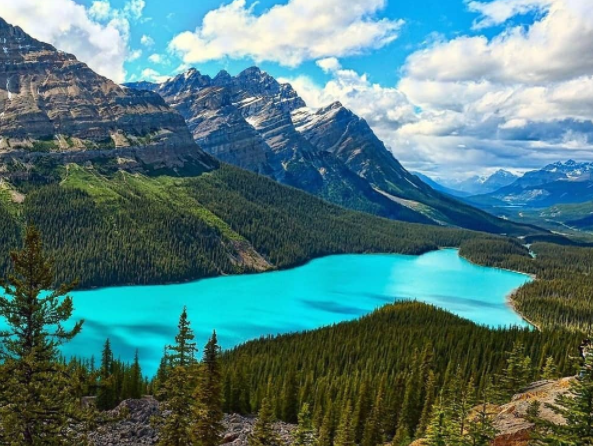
[74,0,528,86]
[2,0,593,178]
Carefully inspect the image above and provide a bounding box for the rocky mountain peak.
[0,16,214,174]
[213,69,232,85]
[125,66,520,232]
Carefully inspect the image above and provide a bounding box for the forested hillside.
[460,238,593,332]
[0,164,488,289]
[220,302,582,444]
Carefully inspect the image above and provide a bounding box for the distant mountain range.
[466,160,593,209]
[125,70,525,233]
[415,170,519,197]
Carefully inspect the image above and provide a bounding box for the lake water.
[59,249,532,375]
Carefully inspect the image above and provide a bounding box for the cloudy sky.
[1,0,592,179]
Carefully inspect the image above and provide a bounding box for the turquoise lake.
[59,249,532,375]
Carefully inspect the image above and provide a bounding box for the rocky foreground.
[87,397,296,446]
[88,378,572,446]
[412,378,572,446]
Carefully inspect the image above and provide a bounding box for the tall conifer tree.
[193,331,224,446]
[0,225,87,444]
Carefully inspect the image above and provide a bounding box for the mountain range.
[415,170,519,197]
[467,160,593,209]
[125,70,525,233]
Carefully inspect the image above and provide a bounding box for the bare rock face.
[86,398,296,446]
[0,17,214,175]
[491,378,572,446]
[411,378,572,446]
[127,66,524,233]
[126,68,430,224]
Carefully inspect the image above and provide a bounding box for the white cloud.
[124,0,145,20]
[89,0,111,20]
[406,0,593,84]
[0,0,141,83]
[467,0,553,28]
[316,57,342,73]
[389,0,593,175]
[148,53,165,64]
[127,48,142,61]
[140,34,155,47]
[169,0,403,66]
[140,68,171,83]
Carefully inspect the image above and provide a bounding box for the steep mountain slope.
[0,164,484,289]
[125,71,430,224]
[0,17,214,174]
[127,69,532,234]
[469,161,593,209]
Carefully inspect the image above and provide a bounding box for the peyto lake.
[57,249,532,375]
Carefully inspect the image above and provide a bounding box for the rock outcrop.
[0,17,214,175]
[491,378,571,446]
[410,378,573,446]
[86,398,296,446]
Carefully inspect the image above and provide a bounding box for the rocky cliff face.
[0,17,214,175]
[127,68,532,233]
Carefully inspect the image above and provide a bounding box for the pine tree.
[281,370,299,423]
[416,370,436,438]
[193,331,224,446]
[466,400,497,446]
[354,379,373,443]
[168,306,197,368]
[362,384,385,446]
[293,403,318,446]
[96,338,116,410]
[526,400,542,446]
[0,225,87,444]
[449,373,476,445]
[424,399,451,446]
[498,342,532,401]
[249,398,284,446]
[334,401,355,446]
[153,346,170,398]
[130,349,143,399]
[317,406,334,446]
[156,308,199,446]
[531,356,593,445]
[157,366,195,446]
[541,357,558,380]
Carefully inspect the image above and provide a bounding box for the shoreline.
[506,292,542,331]
[456,251,539,329]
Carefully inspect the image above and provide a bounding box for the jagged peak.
[237,66,265,77]
[322,101,345,112]
[214,69,231,79]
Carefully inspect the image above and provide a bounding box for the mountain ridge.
[126,68,532,234]
[0,17,214,176]
[468,160,593,209]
